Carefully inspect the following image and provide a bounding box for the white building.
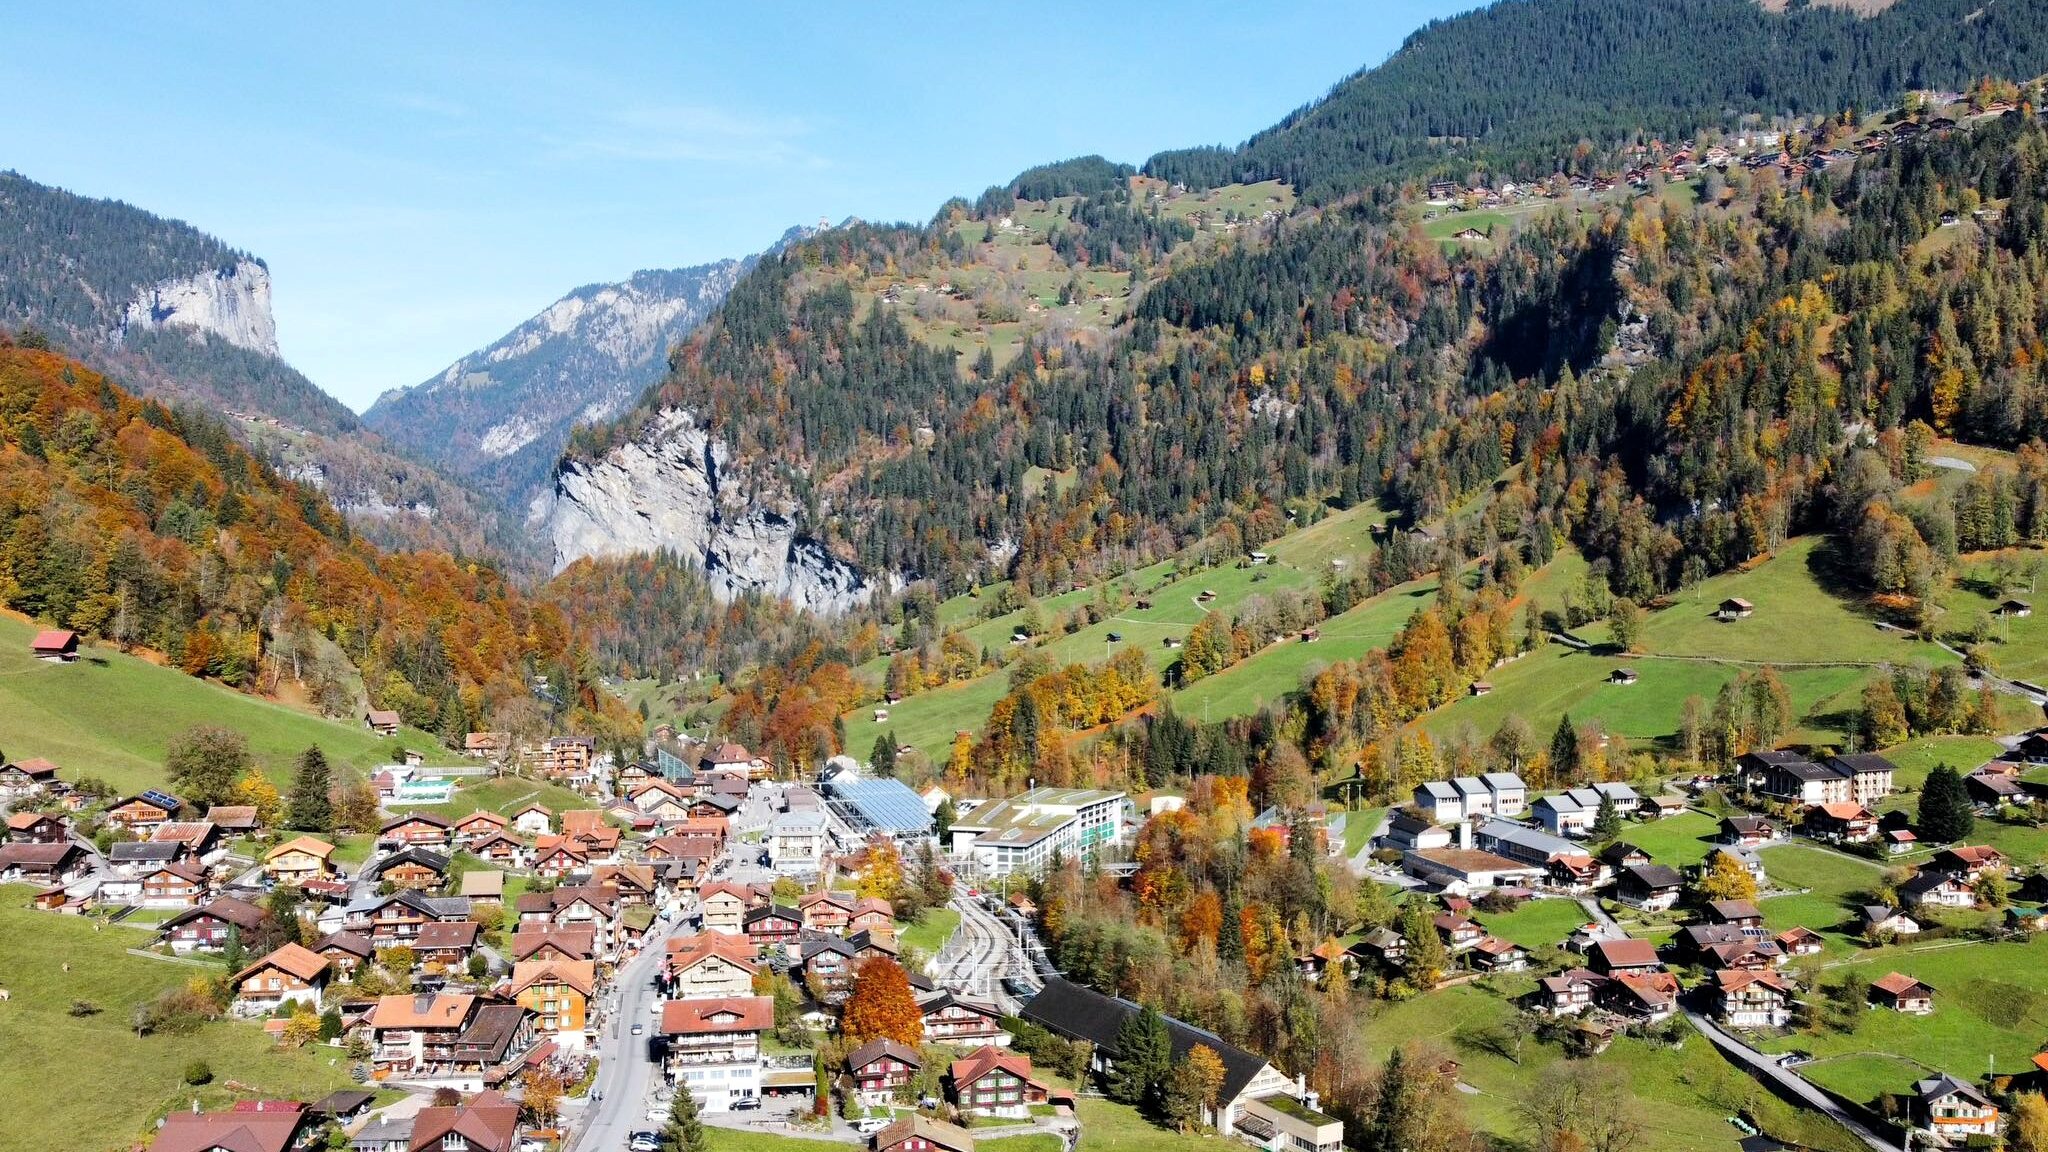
[765,809,826,872]
[949,787,1131,877]
[662,996,770,1111]
[1533,783,1639,837]
[1415,774,1526,824]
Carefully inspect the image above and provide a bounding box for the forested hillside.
[1145,0,2048,199]
[0,335,633,745]
[0,170,513,559]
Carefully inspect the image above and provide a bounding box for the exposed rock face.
[536,408,880,613]
[364,262,749,505]
[118,259,279,356]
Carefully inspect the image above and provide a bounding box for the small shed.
[1608,668,1639,686]
[1469,682,1494,697]
[1996,598,2033,619]
[1717,598,1755,621]
[29,629,78,662]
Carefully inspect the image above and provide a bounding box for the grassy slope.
[1612,810,1722,867]
[0,885,356,1152]
[1472,897,1587,950]
[1756,934,2048,1103]
[0,615,443,795]
[1426,536,1953,751]
[1361,985,1859,1152]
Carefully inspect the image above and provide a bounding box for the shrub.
[183,1060,212,1086]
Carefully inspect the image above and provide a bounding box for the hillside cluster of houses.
[1420,99,1995,216]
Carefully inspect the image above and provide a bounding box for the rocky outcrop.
[118,259,279,356]
[535,408,881,613]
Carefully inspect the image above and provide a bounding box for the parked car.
[731,1097,760,1111]
[629,1133,661,1152]
[854,1117,890,1135]
[630,1023,644,1036]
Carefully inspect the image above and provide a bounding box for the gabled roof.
[661,995,773,1035]
[415,921,481,950]
[512,959,595,997]
[380,811,451,831]
[1713,969,1792,996]
[368,847,451,877]
[267,835,337,861]
[873,1115,975,1152]
[511,925,597,961]
[154,1109,307,1152]
[372,992,476,1030]
[667,932,759,972]
[1707,899,1761,922]
[1589,938,1660,969]
[1020,977,1272,1106]
[205,805,260,829]
[1913,1073,1989,1107]
[163,896,264,933]
[847,1037,922,1072]
[949,1044,1042,1092]
[1871,972,1933,998]
[235,942,329,985]
[314,930,375,959]
[408,1090,521,1152]
[1620,863,1684,889]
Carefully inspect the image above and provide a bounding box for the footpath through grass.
[0,885,356,1151]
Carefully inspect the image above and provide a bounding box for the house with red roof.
[661,996,772,1109]
[948,1045,1049,1119]
[30,628,78,661]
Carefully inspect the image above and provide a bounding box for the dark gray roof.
[368,847,450,877]
[109,841,183,863]
[1020,976,1273,1105]
[1620,863,1683,889]
[1826,753,1896,776]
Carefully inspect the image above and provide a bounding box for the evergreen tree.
[659,1080,706,1152]
[1589,794,1622,843]
[871,732,898,777]
[933,797,957,840]
[287,745,333,833]
[1108,1004,1171,1109]
[1550,713,1580,783]
[1918,764,1975,843]
[1398,900,1447,989]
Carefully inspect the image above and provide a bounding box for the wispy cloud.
[544,103,825,168]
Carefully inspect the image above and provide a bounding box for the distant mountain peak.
[363,249,771,506]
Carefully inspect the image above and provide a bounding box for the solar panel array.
[828,777,933,834]
[142,789,181,811]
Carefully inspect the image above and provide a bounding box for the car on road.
[630,1023,644,1036]
[629,1133,661,1152]
[853,1116,891,1135]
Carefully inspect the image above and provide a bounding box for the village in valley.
[13,11,2048,1152]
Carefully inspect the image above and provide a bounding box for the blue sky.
[4,2,1473,410]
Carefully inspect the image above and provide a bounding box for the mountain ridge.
[363,225,812,509]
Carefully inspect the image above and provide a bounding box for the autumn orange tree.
[840,957,923,1047]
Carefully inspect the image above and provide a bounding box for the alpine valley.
[15,4,2048,1152]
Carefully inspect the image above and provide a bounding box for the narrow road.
[1684,1011,1902,1152]
[573,915,679,1152]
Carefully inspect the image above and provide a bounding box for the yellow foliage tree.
[234,771,282,827]
[1695,850,1759,904]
